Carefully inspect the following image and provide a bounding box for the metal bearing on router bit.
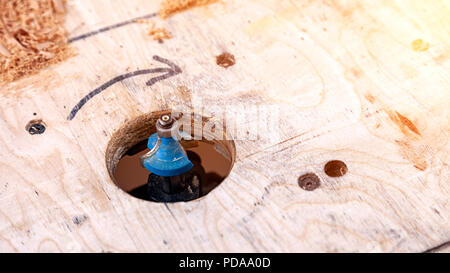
[156,114,177,138]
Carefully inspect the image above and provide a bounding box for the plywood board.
[0,0,449,252]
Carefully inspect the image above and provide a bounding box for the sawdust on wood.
[148,27,172,41]
[135,19,172,41]
[159,0,218,18]
[0,0,73,82]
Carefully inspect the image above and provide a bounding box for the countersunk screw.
[26,120,46,135]
[298,173,321,191]
[324,160,348,177]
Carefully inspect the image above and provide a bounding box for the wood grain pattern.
[0,0,449,252]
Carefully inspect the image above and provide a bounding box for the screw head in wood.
[298,173,321,191]
[26,119,46,135]
[324,160,348,177]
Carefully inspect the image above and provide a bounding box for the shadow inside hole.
[113,139,233,201]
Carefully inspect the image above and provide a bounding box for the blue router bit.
[141,114,193,177]
[139,114,204,202]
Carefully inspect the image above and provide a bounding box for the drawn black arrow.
[67,55,181,120]
[68,13,157,43]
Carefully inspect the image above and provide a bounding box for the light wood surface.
[0,0,449,252]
